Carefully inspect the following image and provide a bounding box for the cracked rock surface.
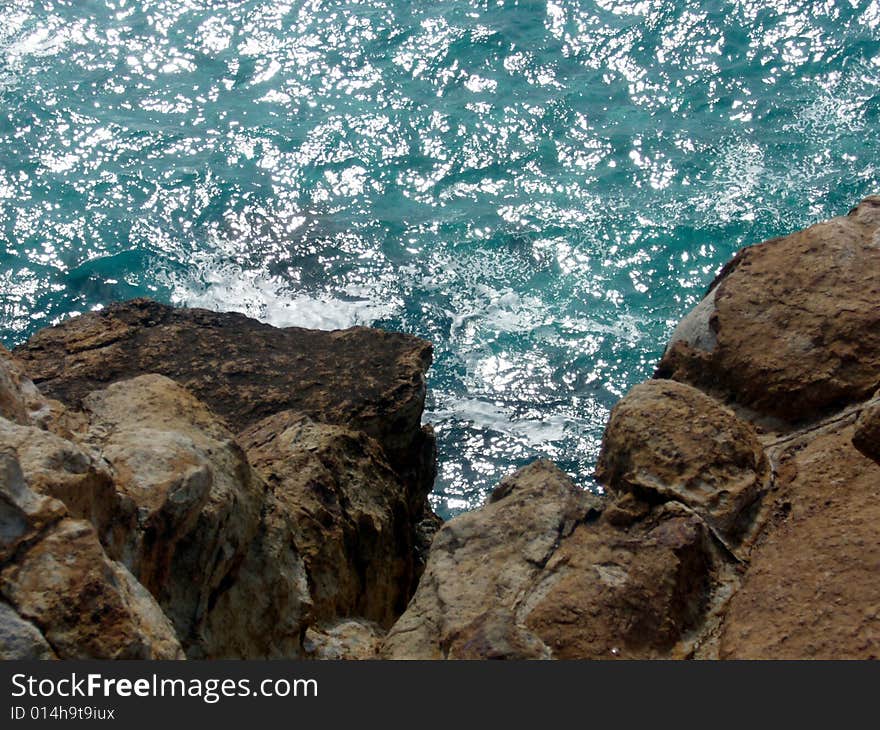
[381,461,732,660]
[382,461,599,659]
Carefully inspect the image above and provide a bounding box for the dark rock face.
[197,484,311,659]
[14,298,435,507]
[853,392,880,464]
[657,197,880,422]
[239,410,416,628]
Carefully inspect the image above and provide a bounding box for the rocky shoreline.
[2,198,879,659]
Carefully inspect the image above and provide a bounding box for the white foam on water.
[429,397,570,445]
[169,268,399,331]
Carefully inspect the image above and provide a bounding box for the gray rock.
[0,601,56,660]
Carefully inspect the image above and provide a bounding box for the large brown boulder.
[1,353,313,659]
[523,500,715,659]
[14,299,436,507]
[239,411,415,628]
[382,461,595,659]
[657,196,880,422]
[595,379,770,544]
[3,301,443,659]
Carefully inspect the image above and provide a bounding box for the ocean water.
[1,1,879,518]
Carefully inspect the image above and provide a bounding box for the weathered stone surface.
[1,518,184,659]
[14,299,436,505]
[199,484,312,659]
[382,460,721,660]
[852,393,880,464]
[595,379,769,543]
[719,422,880,659]
[0,346,51,427]
[0,447,66,564]
[523,500,714,659]
[0,600,56,659]
[2,324,126,551]
[4,302,441,660]
[239,410,415,628]
[657,196,880,422]
[0,420,129,556]
[1,447,182,659]
[381,461,600,659]
[303,619,385,660]
[79,374,266,656]
[445,608,552,660]
[0,346,78,438]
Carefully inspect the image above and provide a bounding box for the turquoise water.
[2,1,879,517]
